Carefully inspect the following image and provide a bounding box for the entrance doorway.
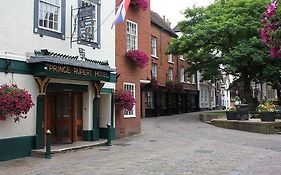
[45,93,83,144]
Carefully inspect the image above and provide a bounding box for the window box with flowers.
[115,90,136,111]
[258,101,277,122]
[130,0,148,11]
[0,84,34,122]
[125,50,150,69]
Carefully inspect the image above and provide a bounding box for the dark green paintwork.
[0,58,115,83]
[0,58,32,74]
[83,130,93,141]
[47,83,88,93]
[99,128,116,140]
[35,95,45,149]
[101,88,114,94]
[0,136,34,162]
[30,63,111,82]
[110,73,116,83]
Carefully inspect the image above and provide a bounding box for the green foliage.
[169,0,281,104]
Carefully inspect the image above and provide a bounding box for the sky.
[151,0,215,27]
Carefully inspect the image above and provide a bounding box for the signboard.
[78,5,96,44]
[31,63,111,82]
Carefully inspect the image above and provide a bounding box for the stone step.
[31,140,107,158]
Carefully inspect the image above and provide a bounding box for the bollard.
[45,129,52,159]
[106,123,112,146]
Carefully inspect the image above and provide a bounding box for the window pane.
[127,21,137,50]
[39,0,61,31]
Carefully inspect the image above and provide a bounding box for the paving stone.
[0,112,281,174]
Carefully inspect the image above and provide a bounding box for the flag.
[112,0,131,27]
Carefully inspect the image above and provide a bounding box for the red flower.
[260,0,281,58]
[126,50,149,68]
[0,84,34,122]
[115,90,136,110]
[130,0,148,11]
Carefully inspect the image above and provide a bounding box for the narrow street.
[1,112,281,175]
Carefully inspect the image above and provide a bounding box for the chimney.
[163,15,166,22]
[166,19,171,27]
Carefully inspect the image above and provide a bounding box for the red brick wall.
[151,23,197,90]
[115,0,151,138]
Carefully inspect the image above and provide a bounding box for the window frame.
[123,82,136,118]
[126,20,138,51]
[168,68,173,81]
[145,91,154,109]
[151,36,157,58]
[152,63,158,78]
[191,74,196,84]
[168,54,173,63]
[34,0,66,39]
[179,55,185,61]
[180,67,185,83]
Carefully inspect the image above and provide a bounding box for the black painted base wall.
[0,136,34,162]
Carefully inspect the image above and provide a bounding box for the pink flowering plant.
[115,90,136,110]
[260,0,281,58]
[130,0,148,11]
[126,50,149,69]
[0,84,34,122]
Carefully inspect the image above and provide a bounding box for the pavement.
[1,112,281,175]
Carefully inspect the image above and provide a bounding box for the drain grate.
[149,139,157,142]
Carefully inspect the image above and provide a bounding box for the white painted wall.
[0,0,115,68]
[0,0,116,139]
[99,94,112,128]
[0,73,38,139]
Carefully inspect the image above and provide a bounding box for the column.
[34,77,50,149]
[92,82,105,141]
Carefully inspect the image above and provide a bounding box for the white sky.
[151,0,215,27]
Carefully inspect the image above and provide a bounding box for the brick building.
[115,0,151,138]
[141,11,199,118]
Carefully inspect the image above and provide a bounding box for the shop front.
[142,84,200,118]
[28,53,116,149]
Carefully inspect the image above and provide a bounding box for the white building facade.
[221,76,231,109]
[0,0,116,161]
[197,72,216,110]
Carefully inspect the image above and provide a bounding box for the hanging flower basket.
[130,0,149,11]
[260,0,281,58]
[125,50,149,69]
[115,90,136,111]
[0,84,34,122]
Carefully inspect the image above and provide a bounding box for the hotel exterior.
[0,0,116,161]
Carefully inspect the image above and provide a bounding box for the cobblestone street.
[1,112,281,175]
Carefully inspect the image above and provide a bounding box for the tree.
[169,0,280,108]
